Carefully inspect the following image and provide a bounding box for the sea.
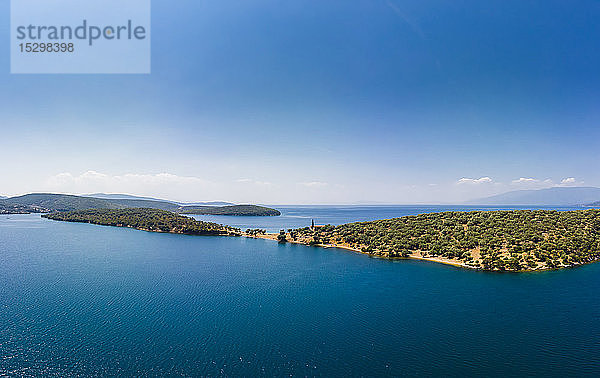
[1,205,599,376]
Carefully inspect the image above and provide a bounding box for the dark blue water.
[1,208,599,376]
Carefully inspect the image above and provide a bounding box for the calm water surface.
[1,207,599,376]
[191,205,586,232]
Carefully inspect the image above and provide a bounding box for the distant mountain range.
[0,193,278,216]
[1,193,180,212]
[84,193,234,207]
[83,193,178,203]
[467,187,600,206]
[588,201,600,207]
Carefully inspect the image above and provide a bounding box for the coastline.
[243,232,475,270]
[41,214,595,273]
[242,232,596,272]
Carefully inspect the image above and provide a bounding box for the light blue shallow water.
[191,205,587,232]
[1,207,600,376]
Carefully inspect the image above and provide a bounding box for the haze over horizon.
[1,185,599,207]
[1,0,598,204]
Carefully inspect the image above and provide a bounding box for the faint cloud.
[44,172,281,203]
[510,177,555,189]
[512,177,539,184]
[119,172,208,185]
[300,181,329,188]
[236,178,272,186]
[49,172,75,183]
[559,177,583,186]
[457,177,492,185]
[46,171,213,194]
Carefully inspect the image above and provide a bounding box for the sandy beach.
[243,232,475,270]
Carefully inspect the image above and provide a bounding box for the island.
[42,208,600,272]
[180,205,281,216]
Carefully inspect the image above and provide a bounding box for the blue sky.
[1,0,599,204]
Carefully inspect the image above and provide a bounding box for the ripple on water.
[1,214,600,376]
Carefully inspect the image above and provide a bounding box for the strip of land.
[42,208,240,236]
[42,208,600,272]
[276,209,600,271]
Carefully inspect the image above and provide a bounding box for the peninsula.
[284,209,600,271]
[42,208,600,272]
[42,208,241,235]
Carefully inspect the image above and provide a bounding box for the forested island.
[42,209,241,236]
[41,208,600,272]
[180,205,281,216]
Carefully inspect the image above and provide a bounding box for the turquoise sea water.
[1,207,600,376]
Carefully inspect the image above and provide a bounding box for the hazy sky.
[1,0,598,204]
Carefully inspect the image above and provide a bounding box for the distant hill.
[109,198,181,211]
[85,193,234,207]
[182,201,236,207]
[2,193,123,212]
[0,193,278,216]
[84,193,179,203]
[467,187,600,206]
[2,193,188,212]
[588,201,600,207]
